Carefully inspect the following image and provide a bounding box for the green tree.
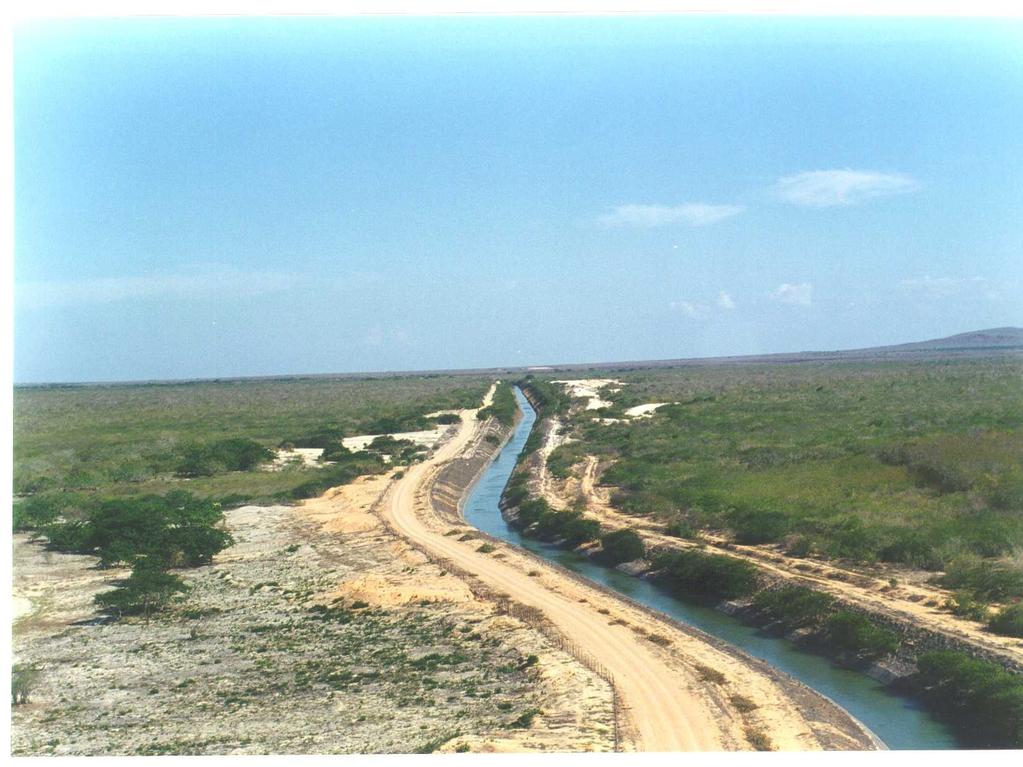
[12,664,41,705]
[94,559,187,622]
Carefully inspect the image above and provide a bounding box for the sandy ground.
[623,402,671,418]
[269,426,453,470]
[380,399,875,751]
[544,453,1023,671]
[270,446,324,469]
[342,427,450,453]
[12,441,613,755]
[551,380,623,411]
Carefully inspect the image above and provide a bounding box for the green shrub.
[913,650,1023,748]
[728,508,790,545]
[176,438,273,477]
[517,378,571,414]
[477,383,517,426]
[510,708,540,729]
[784,535,813,558]
[87,492,233,568]
[13,495,61,531]
[820,611,900,660]
[988,603,1023,638]
[599,528,645,565]
[652,549,759,600]
[562,515,601,546]
[939,558,1023,602]
[320,442,354,462]
[943,591,991,622]
[752,586,835,630]
[511,498,550,530]
[664,519,696,539]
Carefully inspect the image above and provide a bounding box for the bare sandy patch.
[268,447,324,469]
[552,379,624,411]
[328,572,475,607]
[298,472,392,534]
[623,402,672,418]
[342,426,451,453]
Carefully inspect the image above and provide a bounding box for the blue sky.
[13,16,1023,382]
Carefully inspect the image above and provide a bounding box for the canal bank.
[463,386,958,750]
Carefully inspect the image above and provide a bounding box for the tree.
[12,664,41,705]
[95,559,188,623]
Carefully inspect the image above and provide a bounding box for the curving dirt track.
[379,389,876,752]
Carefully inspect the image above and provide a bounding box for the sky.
[12,15,1023,383]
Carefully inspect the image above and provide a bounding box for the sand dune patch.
[329,573,474,607]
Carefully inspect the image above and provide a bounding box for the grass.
[533,357,1023,594]
[14,374,490,509]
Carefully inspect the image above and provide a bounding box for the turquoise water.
[462,387,958,750]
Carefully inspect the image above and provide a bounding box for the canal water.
[462,386,958,750]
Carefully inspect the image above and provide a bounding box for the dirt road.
[380,393,873,751]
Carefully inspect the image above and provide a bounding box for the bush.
[820,611,900,660]
[988,602,1023,638]
[599,528,645,565]
[939,558,1023,602]
[287,426,346,450]
[652,549,760,600]
[503,471,529,502]
[913,650,1023,748]
[286,453,387,499]
[517,378,571,415]
[784,535,813,558]
[510,498,551,530]
[320,443,354,462]
[752,586,835,630]
[664,519,696,539]
[176,438,273,477]
[477,383,517,426]
[510,708,540,729]
[728,508,790,545]
[562,515,601,546]
[943,591,991,622]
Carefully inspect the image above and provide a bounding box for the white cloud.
[598,203,745,228]
[17,266,301,310]
[770,283,813,307]
[670,300,708,318]
[775,170,918,208]
[716,291,735,310]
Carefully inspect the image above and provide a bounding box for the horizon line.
[14,325,1023,389]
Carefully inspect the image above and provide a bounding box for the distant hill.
[860,327,1023,353]
[535,327,1023,374]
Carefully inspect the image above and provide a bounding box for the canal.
[462,386,957,750]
